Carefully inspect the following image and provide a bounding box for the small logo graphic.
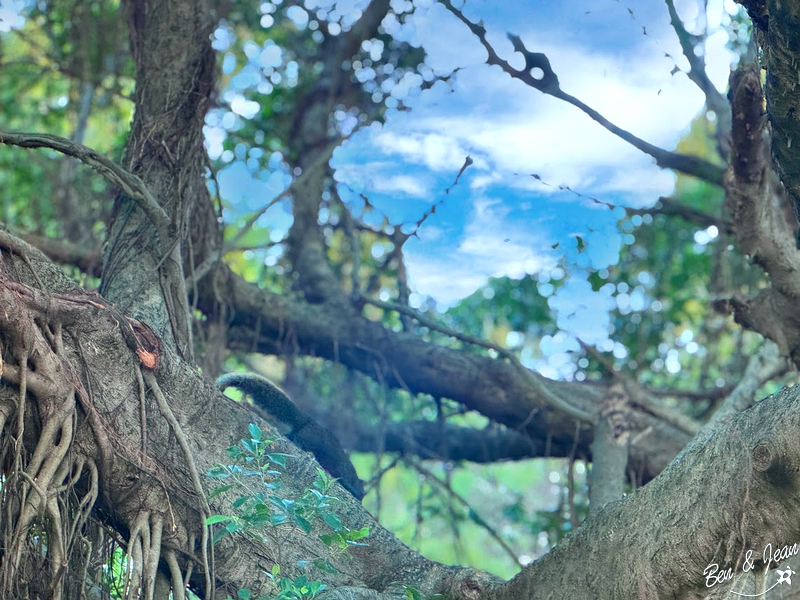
[776,567,795,586]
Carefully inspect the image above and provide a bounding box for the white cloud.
[372,174,429,197]
[399,58,703,200]
[333,2,735,311]
[333,159,432,199]
[369,5,732,207]
[402,3,488,73]
[470,172,502,190]
[416,225,444,242]
[372,130,472,172]
[404,257,490,306]
[406,196,556,306]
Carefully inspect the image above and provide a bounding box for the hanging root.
[143,369,213,599]
[0,275,97,599]
[0,267,211,600]
[124,511,166,600]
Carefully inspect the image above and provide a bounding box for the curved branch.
[362,296,593,422]
[0,130,169,240]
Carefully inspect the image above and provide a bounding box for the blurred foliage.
[209,0,426,170]
[0,0,132,246]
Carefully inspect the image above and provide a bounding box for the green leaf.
[313,559,337,574]
[206,466,231,479]
[205,515,232,525]
[308,581,326,596]
[267,453,289,468]
[268,496,293,512]
[225,521,245,534]
[237,589,252,600]
[294,515,312,534]
[405,587,423,600]
[321,512,342,531]
[320,531,348,548]
[350,526,369,540]
[314,468,331,491]
[248,423,263,441]
[270,514,288,526]
[208,484,234,499]
[232,495,250,509]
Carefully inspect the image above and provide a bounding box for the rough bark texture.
[0,234,458,599]
[723,2,800,368]
[100,0,219,361]
[764,1,800,211]
[484,383,800,599]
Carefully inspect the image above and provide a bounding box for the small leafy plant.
[404,585,444,600]
[207,423,369,600]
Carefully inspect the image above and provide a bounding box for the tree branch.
[0,130,170,241]
[665,0,732,158]
[199,264,695,483]
[439,0,727,185]
[721,63,800,365]
[363,296,593,423]
[18,232,103,277]
[342,419,571,463]
[762,0,800,212]
[705,340,786,427]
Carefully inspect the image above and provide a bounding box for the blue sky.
[211,0,737,358]
[0,0,736,373]
[333,1,731,302]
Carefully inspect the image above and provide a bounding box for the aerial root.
[165,549,187,600]
[0,288,94,600]
[0,276,209,600]
[126,510,169,600]
[143,369,213,598]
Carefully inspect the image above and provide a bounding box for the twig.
[705,341,787,428]
[411,458,521,566]
[578,340,700,436]
[528,171,731,232]
[664,0,731,158]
